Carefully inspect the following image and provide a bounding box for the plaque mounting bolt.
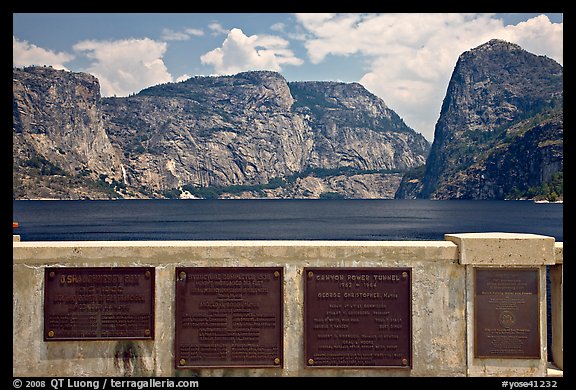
[179,271,187,281]
[274,271,280,278]
[308,358,314,366]
[48,271,56,279]
[179,358,186,366]
[274,357,281,365]
[144,329,151,337]
[144,270,151,279]
[402,272,408,280]
[307,271,314,279]
[401,358,408,366]
[47,330,55,338]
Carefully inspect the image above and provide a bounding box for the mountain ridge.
[12,39,563,201]
[13,67,429,199]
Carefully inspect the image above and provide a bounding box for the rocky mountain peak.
[290,80,388,112]
[140,70,295,112]
[474,38,523,52]
[409,39,562,199]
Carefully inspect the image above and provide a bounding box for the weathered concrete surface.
[450,233,556,377]
[550,239,563,371]
[445,232,555,265]
[13,238,562,377]
[554,242,563,264]
[550,263,563,370]
[464,266,548,377]
[14,240,464,377]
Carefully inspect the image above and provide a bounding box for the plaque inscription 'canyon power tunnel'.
[304,267,412,368]
[175,267,283,368]
[474,267,540,359]
[44,267,155,341]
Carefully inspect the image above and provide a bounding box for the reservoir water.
[12,199,563,242]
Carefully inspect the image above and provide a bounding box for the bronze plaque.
[175,267,283,368]
[44,267,154,341]
[474,268,540,358]
[304,267,412,368]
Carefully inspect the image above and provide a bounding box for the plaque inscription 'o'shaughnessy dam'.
[175,267,284,368]
[304,267,412,368]
[44,267,155,341]
[474,268,540,359]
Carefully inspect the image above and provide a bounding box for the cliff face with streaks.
[396,39,563,200]
[103,71,429,198]
[13,67,127,199]
[13,67,430,199]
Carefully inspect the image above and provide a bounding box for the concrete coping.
[13,238,563,265]
[13,240,455,248]
[444,232,556,265]
[13,240,460,265]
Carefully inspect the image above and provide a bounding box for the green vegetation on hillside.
[319,192,347,199]
[400,164,426,181]
[175,166,404,199]
[506,171,563,201]
[24,156,67,176]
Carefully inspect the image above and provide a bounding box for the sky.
[13,13,563,142]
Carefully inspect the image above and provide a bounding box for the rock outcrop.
[13,67,128,199]
[433,112,562,199]
[396,39,563,200]
[13,68,430,199]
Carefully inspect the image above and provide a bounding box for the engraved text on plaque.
[474,268,540,358]
[175,267,283,368]
[305,267,412,368]
[44,267,155,340]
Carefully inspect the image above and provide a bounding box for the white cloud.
[501,15,563,65]
[73,38,173,97]
[208,22,228,36]
[200,28,304,75]
[162,27,204,41]
[13,36,74,70]
[176,74,191,82]
[185,28,205,37]
[294,13,563,141]
[270,22,286,32]
[161,28,191,41]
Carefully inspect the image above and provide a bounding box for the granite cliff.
[396,39,563,200]
[13,67,126,199]
[13,68,429,199]
[14,40,561,201]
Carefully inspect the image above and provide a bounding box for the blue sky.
[13,13,563,141]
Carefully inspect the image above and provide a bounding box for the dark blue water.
[12,199,563,242]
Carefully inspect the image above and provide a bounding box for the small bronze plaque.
[175,267,283,368]
[474,268,540,358]
[44,267,155,341]
[304,267,412,368]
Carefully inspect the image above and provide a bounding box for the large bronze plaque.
[44,267,155,340]
[474,268,540,358]
[175,267,283,368]
[304,267,412,368]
